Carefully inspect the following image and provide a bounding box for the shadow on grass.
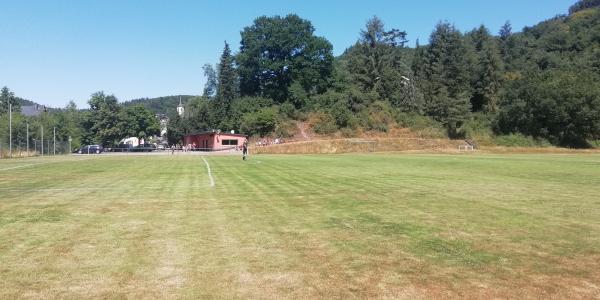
[0,209,69,225]
[328,212,501,267]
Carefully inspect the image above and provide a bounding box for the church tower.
[176,96,184,117]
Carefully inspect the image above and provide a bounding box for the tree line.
[0,89,160,150]
[171,0,600,147]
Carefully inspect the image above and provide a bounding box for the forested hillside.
[170,0,600,147]
[122,95,195,115]
[2,0,599,149]
[17,98,37,107]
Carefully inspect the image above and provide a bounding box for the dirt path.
[297,122,309,140]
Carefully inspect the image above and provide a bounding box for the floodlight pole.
[26,123,29,156]
[9,103,12,158]
[41,125,44,157]
[53,127,56,155]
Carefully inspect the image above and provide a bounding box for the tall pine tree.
[216,42,237,102]
[0,86,21,114]
[498,21,513,64]
[213,41,238,129]
[346,16,422,113]
[467,25,504,112]
[418,22,471,137]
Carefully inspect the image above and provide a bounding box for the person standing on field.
[242,138,248,160]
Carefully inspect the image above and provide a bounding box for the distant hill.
[16,97,57,116]
[506,3,600,73]
[569,0,600,14]
[122,95,197,115]
[17,97,37,107]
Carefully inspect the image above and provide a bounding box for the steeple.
[177,96,184,117]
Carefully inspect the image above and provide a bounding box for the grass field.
[1,153,599,298]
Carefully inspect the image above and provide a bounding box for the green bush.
[395,112,446,138]
[279,102,297,119]
[496,70,600,147]
[366,101,394,132]
[240,107,277,137]
[589,140,600,148]
[330,101,355,129]
[230,97,275,130]
[295,110,309,122]
[340,127,357,138]
[274,120,296,138]
[462,113,495,144]
[493,133,552,147]
[310,112,338,135]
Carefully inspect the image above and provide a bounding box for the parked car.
[77,145,104,154]
[111,143,134,152]
[132,144,157,152]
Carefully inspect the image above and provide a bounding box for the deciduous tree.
[0,86,20,114]
[237,14,333,102]
[86,92,122,146]
[119,105,160,143]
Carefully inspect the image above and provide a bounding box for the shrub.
[340,127,357,138]
[330,101,356,129]
[309,112,338,135]
[589,140,600,148]
[279,101,297,119]
[230,97,274,130]
[462,113,495,144]
[366,101,394,132]
[274,120,296,138]
[240,107,277,137]
[493,133,552,147]
[496,70,600,147]
[395,112,446,138]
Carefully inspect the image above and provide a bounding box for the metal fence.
[1,109,75,158]
[0,139,72,158]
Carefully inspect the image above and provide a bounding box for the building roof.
[186,130,247,137]
[21,105,43,117]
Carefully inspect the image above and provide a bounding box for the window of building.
[222,139,238,146]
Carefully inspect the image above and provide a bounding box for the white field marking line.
[0,156,97,172]
[0,162,50,171]
[0,186,207,192]
[0,187,111,192]
[201,156,215,187]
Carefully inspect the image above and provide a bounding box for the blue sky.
[0,0,574,108]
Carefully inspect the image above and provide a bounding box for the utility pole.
[9,103,12,158]
[68,136,72,154]
[53,127,56,155]
[41,125,44,157]
[26,123,29,156]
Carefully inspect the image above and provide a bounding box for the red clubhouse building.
[183,131,247,151]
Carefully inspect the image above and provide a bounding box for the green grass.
[1,153,600,298]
